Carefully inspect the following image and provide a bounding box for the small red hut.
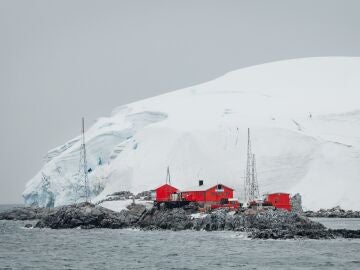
[265,193,291,211]
[155,184,178,202]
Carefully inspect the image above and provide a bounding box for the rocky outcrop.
[138,207,360,239]
[138,207,193,230]
[35,202,146,229]
[3,203,360,240]
[0,206,52,220]
[329,229,360,238]
[138,207,330,239]
[304,206,360,218]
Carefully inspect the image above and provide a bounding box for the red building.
[154,184,178,202]
[181,182,234,204]
[265,193,291,211]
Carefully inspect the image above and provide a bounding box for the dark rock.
[329,229,360,238]
[29,202,360,240]
[136,206,331,239]
[81,224,96,229]
[304,206,360,218]
[126,204,146,218]
[183,202,200,213]
[24,223,33,228]
[0,206,53,220]
[35,202,146,229]
[137,207,195,231]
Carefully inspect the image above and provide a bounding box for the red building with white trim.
[154,184,178,202]
[181,182,234,204]
[153,181,239,209]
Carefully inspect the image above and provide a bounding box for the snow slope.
[23,57,360,210]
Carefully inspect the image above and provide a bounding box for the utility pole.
[79,117,90,203]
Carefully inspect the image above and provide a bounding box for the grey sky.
[1,0,360,204]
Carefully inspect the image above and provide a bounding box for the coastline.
[1,203,360,240]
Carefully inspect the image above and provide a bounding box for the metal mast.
[166,166,171,185]
[250,154,260,200]
[245,128,252,202]
[244,128,260,202]
[79,117,90,203]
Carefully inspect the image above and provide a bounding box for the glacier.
[23,57,360,210]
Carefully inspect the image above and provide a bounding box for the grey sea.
[1,205,360,270]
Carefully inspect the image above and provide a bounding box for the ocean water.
[0,206,360,270]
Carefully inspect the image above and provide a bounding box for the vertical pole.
[245,128,252,202]
[166,166,171,185]
[80,117,90,203]
[165,166,171,201]
[251,153,255,200]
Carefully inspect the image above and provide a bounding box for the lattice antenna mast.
[166,166,171,185]
[245,128,252,202]
[79,117,90,203]
[250,154,260,200]
[244,128,260,202]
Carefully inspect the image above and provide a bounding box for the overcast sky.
[1,0,360,204]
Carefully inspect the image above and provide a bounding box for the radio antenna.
[244,128,260,202]
[79,117,90,203]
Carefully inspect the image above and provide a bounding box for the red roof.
[182,183,234,192]
[155,184,178,191]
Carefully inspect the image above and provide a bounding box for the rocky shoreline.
[304,206,360,218]
[1,203,360,240]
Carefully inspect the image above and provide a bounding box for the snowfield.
[23,57,360,210]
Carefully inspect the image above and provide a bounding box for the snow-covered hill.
[23,57,360,210]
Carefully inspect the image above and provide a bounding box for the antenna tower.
[79,117,90,203]
[244,128,260,202]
